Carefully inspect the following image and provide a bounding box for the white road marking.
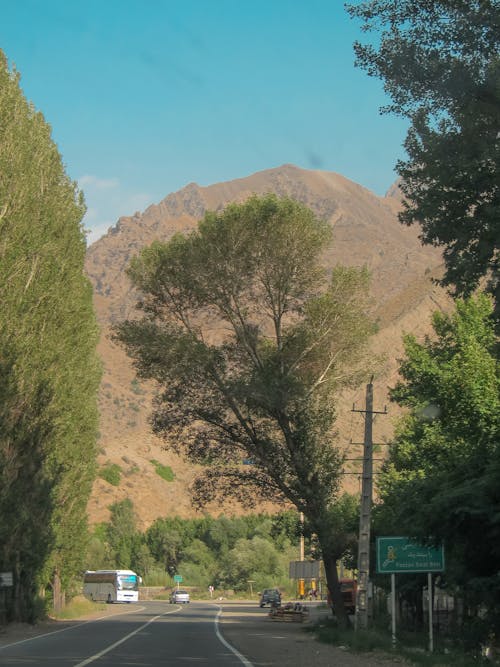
[214,605,254,667]
[74,607,180,667]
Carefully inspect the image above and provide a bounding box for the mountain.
[85,164,451,530]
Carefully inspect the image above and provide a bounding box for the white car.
[170,589,190,604]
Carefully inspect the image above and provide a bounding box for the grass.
[150,459,175,482]
[309,619,490,667]
[99,463,122,486]
[51,595,107,620]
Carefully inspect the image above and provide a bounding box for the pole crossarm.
[351,407,387,415]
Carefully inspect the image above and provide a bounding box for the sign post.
[428,572,434,653]
[173,574,183,589]
[376,537,444,652]
[391,573,396,649]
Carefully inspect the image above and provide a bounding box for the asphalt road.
[0,600,407,666]
[0,601,254,666]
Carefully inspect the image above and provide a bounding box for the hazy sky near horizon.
[1,1,408,244]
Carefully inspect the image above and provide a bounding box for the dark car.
[259,588,281,607]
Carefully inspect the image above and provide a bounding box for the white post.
[428,573,434,653]
[391,573,396,648]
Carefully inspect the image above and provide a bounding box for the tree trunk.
[52,570,62,615]
[323,551,350,629]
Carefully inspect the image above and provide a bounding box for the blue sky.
[1,1,407,244]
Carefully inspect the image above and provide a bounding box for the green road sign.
[376,537,444,574]
[173,575,183,583]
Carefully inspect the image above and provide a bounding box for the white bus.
[83,569,141,603]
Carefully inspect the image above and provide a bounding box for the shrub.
[99,463,122,486]
[150,460,175,482]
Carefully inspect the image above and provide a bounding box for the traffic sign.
[173,575,183,583]
[376,537,444,574]
[289,560,321,579]
[0,572,13,587]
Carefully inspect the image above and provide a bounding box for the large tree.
[347,1,500,321]
[115,194,376,626]
[0,50,101,620]
[375,294,500,641]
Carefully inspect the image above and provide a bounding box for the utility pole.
[353,377,386,630]
[298,511,305,598]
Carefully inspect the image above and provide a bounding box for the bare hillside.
[85,164,450,529]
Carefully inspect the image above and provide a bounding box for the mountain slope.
[85,164,450,529]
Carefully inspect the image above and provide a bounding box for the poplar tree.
[0,50,101,621]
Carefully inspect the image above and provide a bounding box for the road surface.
[0,600,407,666]
[0,600,252,666]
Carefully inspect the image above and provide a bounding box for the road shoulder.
[218,601,408,667]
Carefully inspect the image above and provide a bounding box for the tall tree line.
[0,50,101,622]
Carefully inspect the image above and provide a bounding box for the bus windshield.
[118,574,138,590]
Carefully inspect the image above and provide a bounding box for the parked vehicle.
[340,578,357,614]
[170,589,190,604]
[327,578,357,614]
[259,588,281,607]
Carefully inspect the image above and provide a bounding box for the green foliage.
[222,536,284,591]
[142,566,169,587]
[375,295,500,643]
[0,49,101,622]
[86,509,301,592]
[150,459,175,481]
[347,1,500,322]
[85,535,111,570]
[106,499,139,568]
[115,194,375,626]
[99,463,122,486]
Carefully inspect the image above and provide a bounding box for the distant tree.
[204,517,250,558]
[347,1,500,323]
[145,519,185,575]
[224,536,282,591]
[115,194,376,627]
[375,294,500,643]
[85,531,112,571]
[129,544,154,579]
[178,538,217,586]
[270,511,302,550]
[106,499,140,569]
[0,49,101,620]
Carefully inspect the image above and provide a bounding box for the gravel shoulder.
[219,600,409,667]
